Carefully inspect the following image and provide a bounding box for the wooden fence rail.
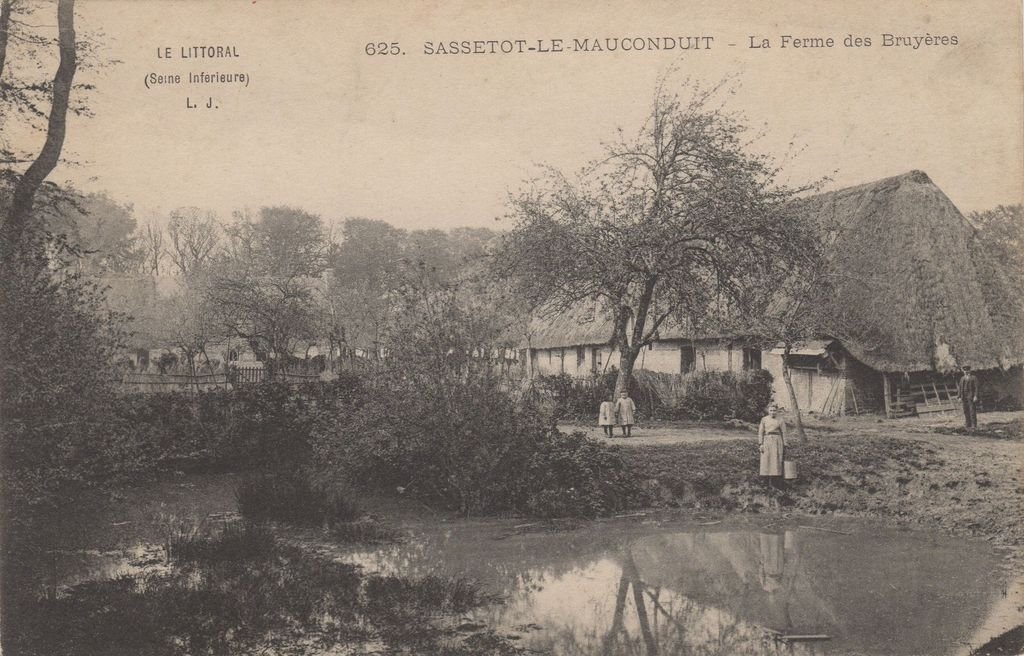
[120,367,322,394]
[120,372,231,394]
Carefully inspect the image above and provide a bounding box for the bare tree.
[166,206,220,276]
[138,220,165,276]
[159,288,221,391]
[498,79,819,395]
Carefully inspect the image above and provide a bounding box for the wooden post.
[882,372,892,418]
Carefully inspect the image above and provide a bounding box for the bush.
[518,430,649,518]
[662,369,774,421]
[532,369,773,422]
[532,372,617,419]
[103,374,369,475]
[316,372,648,519]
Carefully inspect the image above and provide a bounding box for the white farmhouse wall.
[531,340,748,377]
[634,344,679,373]
[762,351,842,413]
[695,344,733,372]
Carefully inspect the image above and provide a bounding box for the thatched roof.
[525,303,611,349]
[524,301,715,349]
[802,170,1010,372]
[524,170,1019,372]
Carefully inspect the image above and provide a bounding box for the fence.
[120,372,231,394]
[229,366,321,385]
[120,366,322,394]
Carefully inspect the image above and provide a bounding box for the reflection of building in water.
[597,546,818,656]
[484,528,1003,656]
[506,534,825,656]
[329,520,1014,656]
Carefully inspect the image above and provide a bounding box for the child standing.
[598,395,616,437]
[614,390,636,438]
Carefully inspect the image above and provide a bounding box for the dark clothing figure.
[957,370,979,429]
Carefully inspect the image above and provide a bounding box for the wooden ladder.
[912,381,960,416]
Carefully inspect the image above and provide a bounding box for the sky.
[14,0,1024,230]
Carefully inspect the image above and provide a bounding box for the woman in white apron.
[758,404,786,489]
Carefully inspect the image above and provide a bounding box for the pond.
[33,473,1024,655]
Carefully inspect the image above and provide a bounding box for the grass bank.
[624,427,1024,547]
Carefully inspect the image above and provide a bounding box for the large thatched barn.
[521,171,1024,417]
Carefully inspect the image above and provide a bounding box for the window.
[680,345,696,373]
[592,347,602,374]
[577,346,585,370]
[742,347,762,370]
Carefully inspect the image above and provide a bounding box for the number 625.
[365,42,401,55]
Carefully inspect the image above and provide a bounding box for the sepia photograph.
[1,1,1023,654]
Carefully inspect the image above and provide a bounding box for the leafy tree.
[42,191,140,273]
[0,0,76,259]
[498,80,818,395]
[339,270,530,514]
[324,219,501,364]
[0,0,103,168]
[326,218,407,360]
[206,206,328,362]
[1,236,127,503]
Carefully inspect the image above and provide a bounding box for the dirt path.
[562,409,1024,447]
[562,422,756,445]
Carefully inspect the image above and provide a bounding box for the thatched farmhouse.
[521,171,1024,417]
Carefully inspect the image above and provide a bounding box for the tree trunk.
[0,0,13,80]
[781,348,807,442]
[613,276,657,396]
[622,551,657,655]
[1,0,77,259]
[614,346,639,396]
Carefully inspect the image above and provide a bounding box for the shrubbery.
[104,373,367,474]
[656,369,774,422]
[305,283,649,519]
[534,369,773,422]
[531,371,617,419]
[518,430,648,518]
[314,372,647,518]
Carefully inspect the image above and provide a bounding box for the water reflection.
[338,524,1018,656]
[32,475,1020,656]
[485,533,825,656]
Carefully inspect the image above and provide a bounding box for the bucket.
[784,460,798,480]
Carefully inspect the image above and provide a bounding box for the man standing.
[957,366,979,429]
